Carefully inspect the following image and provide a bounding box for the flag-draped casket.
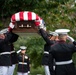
[8,11,44,32]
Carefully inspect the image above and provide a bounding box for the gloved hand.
[39,24,44,29]
[0,28,8,34]
[43,27,46,31]
[53,66,55,70]
[28,71,30,74]
[39,24,46,31]
[67,35,74,42]
[17,50,21,53]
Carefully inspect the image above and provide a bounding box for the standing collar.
[58,40,66,43]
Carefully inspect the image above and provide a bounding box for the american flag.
[8,11,43,31]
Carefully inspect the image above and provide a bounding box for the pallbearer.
[39,21,58,75]
[50,29,76,75]
[7,30,19,75]
[0,28,13,75]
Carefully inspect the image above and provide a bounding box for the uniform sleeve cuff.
[73,41,76,45]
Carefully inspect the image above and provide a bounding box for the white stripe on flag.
[32,12,36,20]
[24,11,28,20]
[15,12,20,21]
[9,23,14,28]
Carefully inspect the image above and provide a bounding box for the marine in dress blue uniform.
[39,27,58,75]
[7,31,19,75]
[17,46,30,75]
[50,29,76,75]
[0,28,13,75]
[0,28,19,75]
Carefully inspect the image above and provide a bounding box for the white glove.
[0,28,8,34]
[39,25,44,29]
[17,50,21,54]
[39,24,46,31]
[28,71,30,73]
[53,66,55,70]
[67,35,74,42]
[43,27,46,31]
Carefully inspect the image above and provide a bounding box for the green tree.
[14,35,45,68]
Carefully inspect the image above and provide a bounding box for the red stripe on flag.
[11,15,15,22]
[8,26,12,32]
[40,17,42,20]
[35,21,40,26]
[19,11,24,21]
[36,14,42,20]
[28,12,32,20]
[12,22,15,24]
[35,15,40,26]
[36,15,39,20]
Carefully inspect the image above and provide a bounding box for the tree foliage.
[26,36,45,68]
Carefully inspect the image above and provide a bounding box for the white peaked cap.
[20,46,27,50]
[0,28,8,34]
[49,31,58,36]
[55,29,70,34]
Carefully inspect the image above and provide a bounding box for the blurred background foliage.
[0,0,76,74]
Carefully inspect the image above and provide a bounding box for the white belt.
[44,51,49,54]
[0,51,16,55]
[55,60,73,65]
[10,51,15,53]
[0,52,11,55]
[19,62,27,65]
